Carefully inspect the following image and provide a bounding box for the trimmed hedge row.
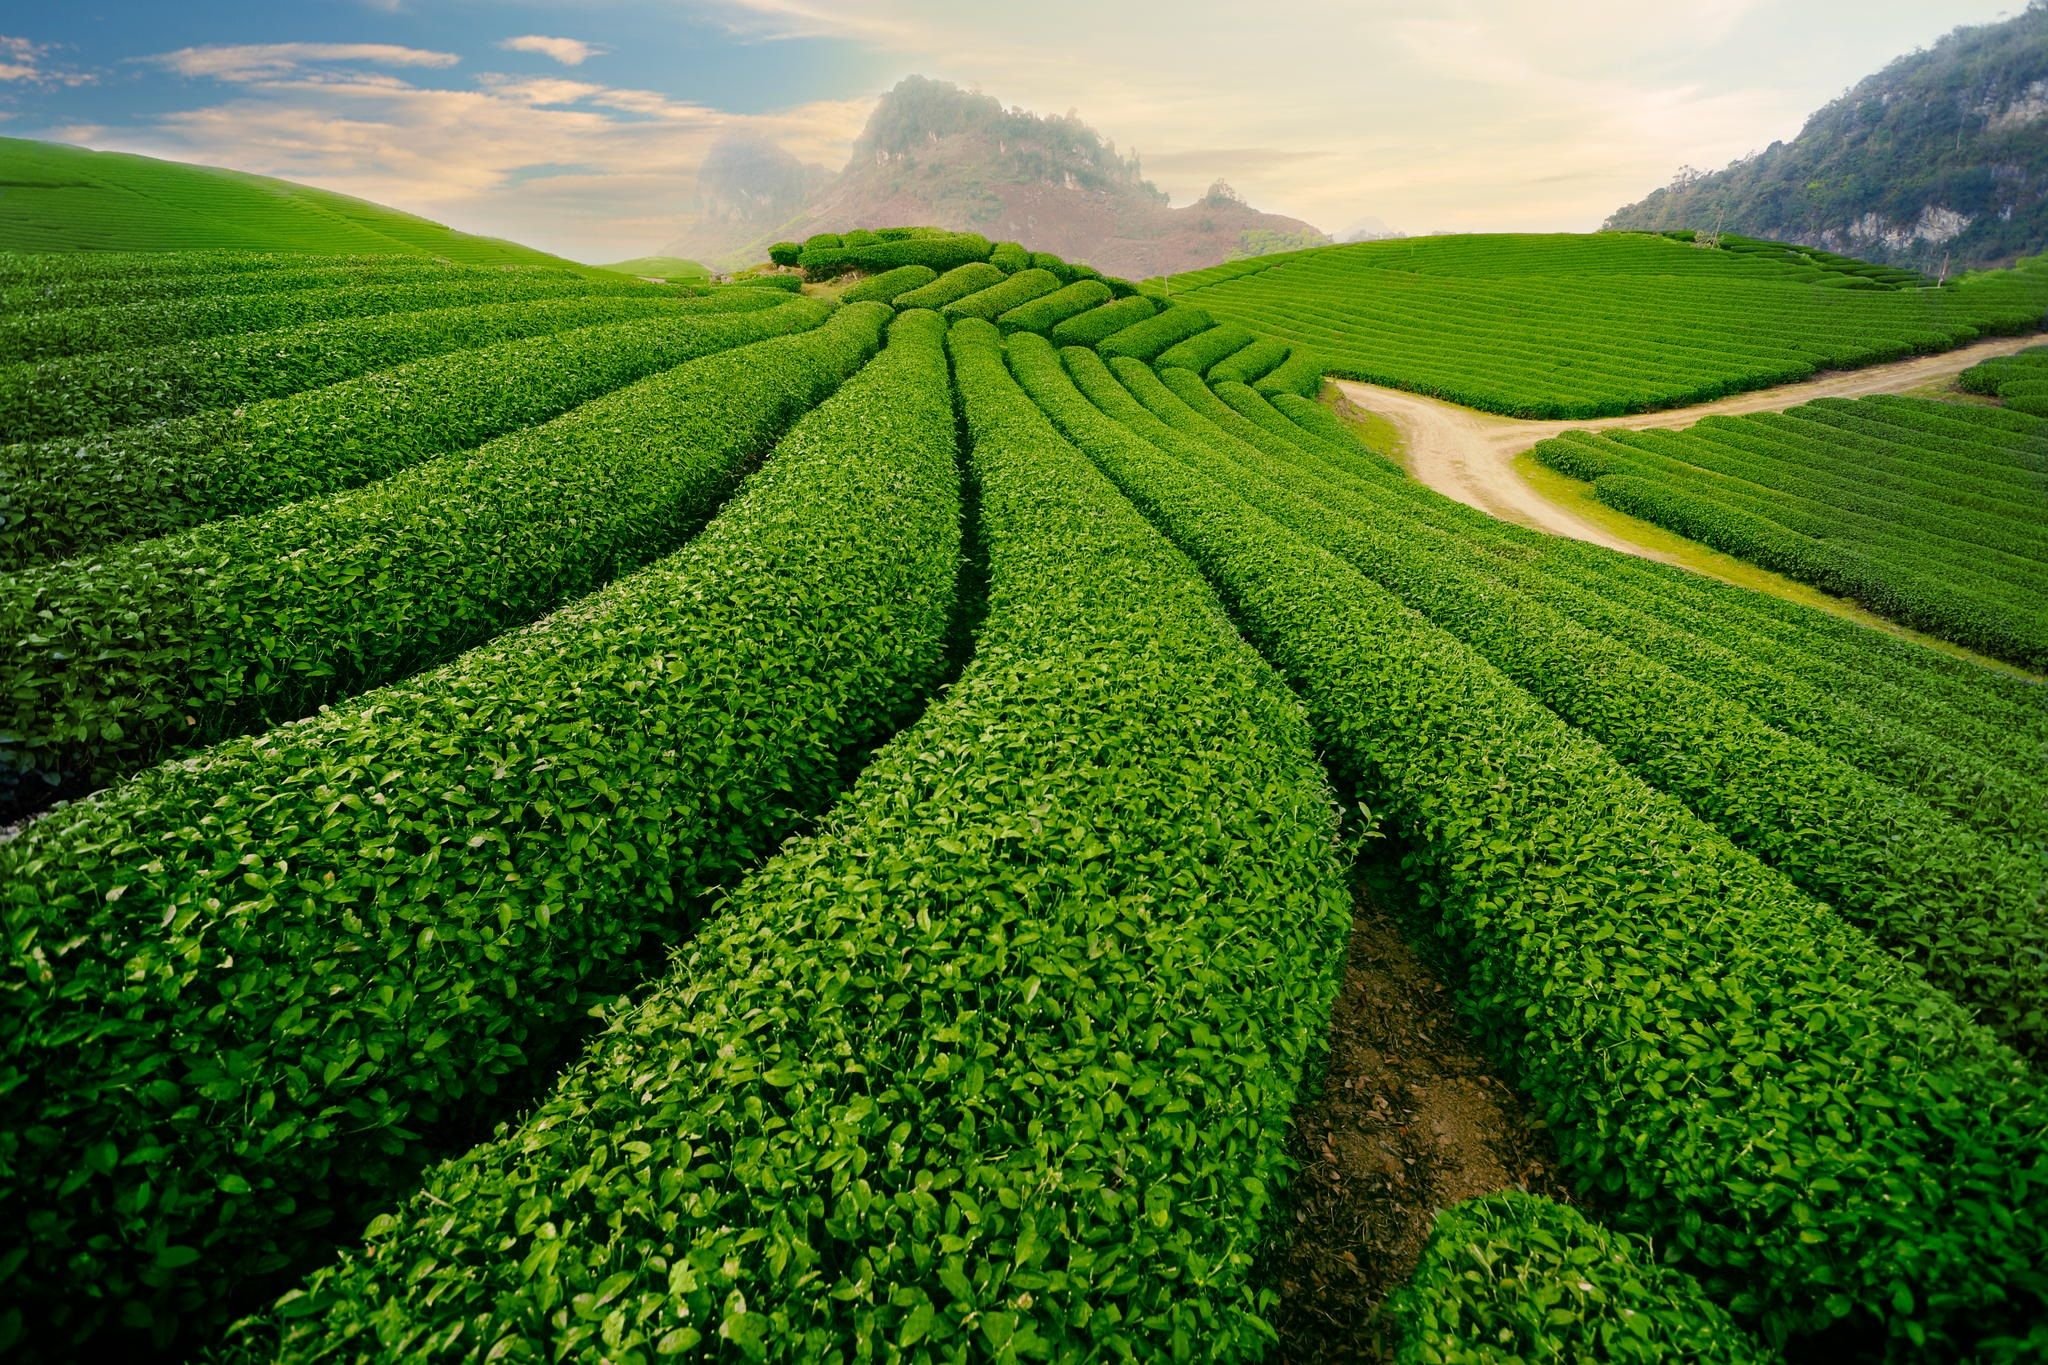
[1048,293,1157,346]
[0,291,740,445]
[0,272,664,364]
[0,294,820,570]
[225,316,1352,1363]
[1097,305,1216,361]
[1390,1193,1768,1364]
[0,300,881,818]
[730,273,804,292]
[840,264,938,303]
[1206,336,1290,385]
[939,267,1061,321]
[995,278,1111,335]
[988,239,1031,271]
[1154,322,1257,373]
[893,261,1007,310]
[1007,334,2048,1356]
[1106,359,2048,1062]
[799,230,993,278]
[1253,345,1329,397]
[0,255,474,314]
[0,309,964,1359]
[1591,472,2048,670]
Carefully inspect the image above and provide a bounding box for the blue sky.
[0,1,2025,260]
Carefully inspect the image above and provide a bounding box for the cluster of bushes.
[796,228,994,278]
[220,316,1351,1363]
[994,278,1110,334]
[1154,321,1256,373]
[938,266,1060,321]
[1049,293,1157,346]
[1007,333,2048,1356]
[0,292,800,568]
[0,300,883,816]
[0,309,964,1356]
[893,261,1006,309]
[839,263,938,303]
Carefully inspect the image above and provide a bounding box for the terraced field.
[1158,231,2048,418]
[5,225,2047,1365]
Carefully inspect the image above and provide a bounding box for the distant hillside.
[1606,4,2048,272]
[0,137,589,268]
[596,255,711,282]
[661,76,1328,278]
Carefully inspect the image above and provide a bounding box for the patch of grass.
[1321,382,1407,468]
[1512,448,2040,679]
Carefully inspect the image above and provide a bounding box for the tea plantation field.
[4,218,2046,1365]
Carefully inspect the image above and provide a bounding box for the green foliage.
[594,256,712,282]
[1125,363,2048,1063]
[1534,396,2048,667]
[0,300,885,817]
[0,267,666,366]
[1205,336,1290,385]
[994,277,1111,334]
[729,272,804,291]
[1028,249,1078,283]
[937,266,1061,320]
[1097,305,1215,361]
[891,261,1007,309]
[988,240,1031,271]
[226,315,1348,1364]
[1153,322,1256,372]
[1254,345,1330,396]
[840,263,938,303]
[799,229,993,278]
[767,241,803,266]
[1048,293,1157,346]
[1006,333,2048,1356]
[0,309,962,1359]
[1161,233,2048,417]
[0,288,700,445]
[1960,343,2048,414]
[1390,1193,1769,1364]
[0,291,799,568]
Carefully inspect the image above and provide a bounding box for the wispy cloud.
[0,35,94,87]
[143,43,460,83]
[498,35,604,67]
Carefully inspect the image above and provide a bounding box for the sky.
[0,1,2025,262]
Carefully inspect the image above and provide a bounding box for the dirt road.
[1329,333,2041,558]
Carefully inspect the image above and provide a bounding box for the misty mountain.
[661,76,1328,278]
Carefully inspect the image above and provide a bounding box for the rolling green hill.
[596,254,712,282]
[0,137,585,268]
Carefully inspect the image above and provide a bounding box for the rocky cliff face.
[1606,4,2048,272]
[661,76,1327,278]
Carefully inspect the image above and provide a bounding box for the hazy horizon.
[0,0,2024,261]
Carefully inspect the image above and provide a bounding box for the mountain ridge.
[661,76,1328,278]
[1605,3,2048,272]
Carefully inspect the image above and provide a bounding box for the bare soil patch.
[1261,864,1567,1362]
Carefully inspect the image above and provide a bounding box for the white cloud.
[499,35,604,67]
[143,43,460,82]
[0,35,94,87]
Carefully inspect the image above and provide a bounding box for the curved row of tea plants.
[0,289,726,445]
[1213,381,2048,774]
[1008,334,2048,1356]
[0,267,670,364]
[1959,342,2048,414]
[1063,349,2048,1059]
[1533,397,2048,668]
[0,253,505,314]
[220,315,1353,1363]
[1,293,808,568]
[0,310,964,1359]
[0,300,880,817]
[1163,234,2048,417]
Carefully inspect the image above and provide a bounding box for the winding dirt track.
[1330,333,2042,559]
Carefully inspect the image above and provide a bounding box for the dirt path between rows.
[1329,333,2041,559]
